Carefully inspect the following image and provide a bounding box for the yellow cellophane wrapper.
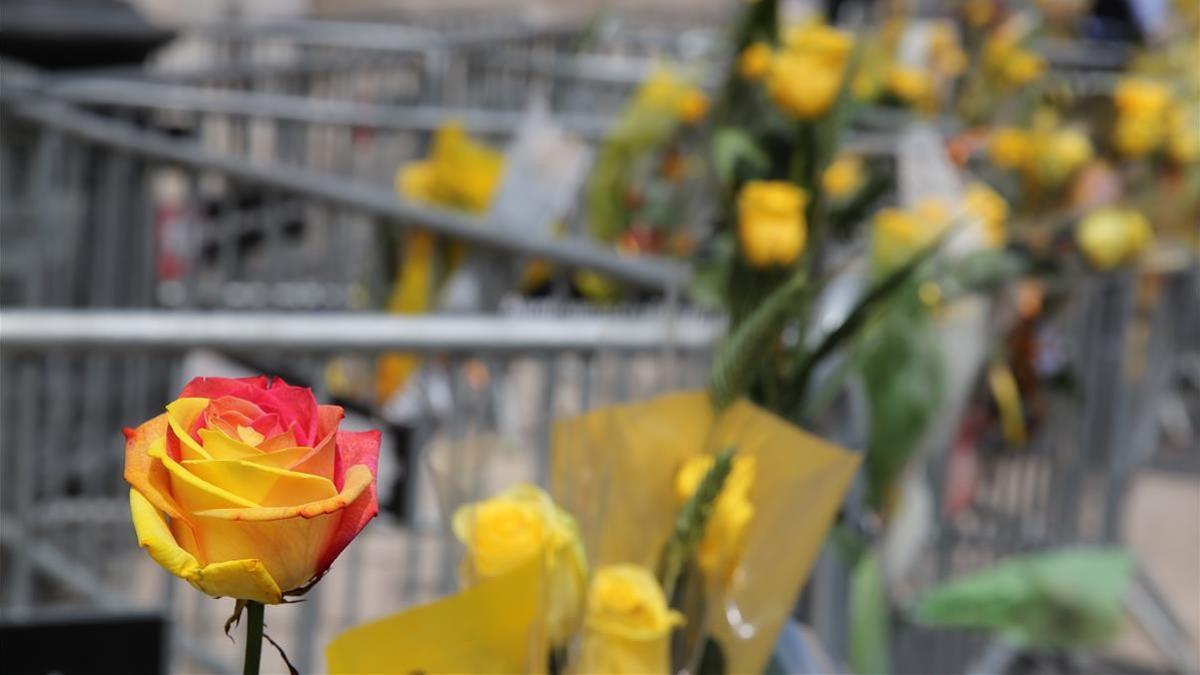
[550,391,860,673]
[326,556,547,674]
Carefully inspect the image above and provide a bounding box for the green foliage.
[915,549,1135,648]
[712,127,770,187]
[849,550,891,675]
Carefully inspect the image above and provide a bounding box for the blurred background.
[0,0,1196,673]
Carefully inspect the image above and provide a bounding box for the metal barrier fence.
[0,309,720,674]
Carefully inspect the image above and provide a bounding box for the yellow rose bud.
[989,127,1033,170]
[822,153,865,200]
[1113,78,1172,121]
[964,182,1009,248]
[737,181,808,268]
[1002,49,1046,87]
[675,454,756,582]
[1030,127,1094,188]
[1076,208,1153,270]
[767,52,843,120]
[738,41,773,81]
[453,484,587,646]
[676,88,709,124]
[578,565,683,674]
[885,65,933,105]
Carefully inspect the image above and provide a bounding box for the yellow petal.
[149,442,259,510]
[239,445,316,470]
[165,398,212,460]
[237,425,265,446]
[182,459,337,507]
[198,428,262,460]
[131,488,282,604]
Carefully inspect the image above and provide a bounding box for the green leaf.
[915,548,1135,648]
[659,447,735,598]
[712,127,770,187]
[849,550,891,675]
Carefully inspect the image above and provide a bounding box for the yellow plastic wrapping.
[550,390,860,673]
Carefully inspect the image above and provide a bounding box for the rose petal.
[150,442,259,510]
[130,488,282,604]
[179,377,319,447]
[166,398,212,461]
[198,428,262,460]
[181,459,338,507]
[191,465,374,593]
[258,429,298,454]
[241,446,314,470]
[333,429,381,491]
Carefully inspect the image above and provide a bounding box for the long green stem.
[243,601,264,675]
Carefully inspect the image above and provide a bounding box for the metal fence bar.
[0,98,688,291]
[0,310,723,353]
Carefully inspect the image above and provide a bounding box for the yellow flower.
[885,65,933,105]
[397,161,438,204]
[677,88,709,124]
[989,127,1033,170]
[1076,208,1153,270]
[784,22,854,68]
[675,454,756,582]
[395,123,504,214]
[578,565,683,674]
[872,200,950,272]
[822,154,865,199]
[1030,127,1094,188]
[1002,49,1046,87]
[738,41,773,81]
[1114,118,1165,158]
[453,484,587,645]
[737,181,808,267]
[1113,78,1172,121]
[767,52,843,120]
[964,182,1009,248]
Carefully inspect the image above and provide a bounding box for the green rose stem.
[243,601,265,675]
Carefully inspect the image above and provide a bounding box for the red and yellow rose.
[124,376,381,604]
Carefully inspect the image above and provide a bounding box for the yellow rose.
[1113,78,1172,121]
[1030,127,1094,188]
[767,52,844,120]
[964,0,996,27]
[822,154,865,200]
[453,483,587,645]
[964,182,1009,248]
[784,22,854,68]
[675,454,756,582]
[885,64,933,105]
[578,565,683,674]
[677,88,710,124]
[737,181,808,267]
[397,161,438,204]
[1076,208,1153,270]
[872,200,949,272]
[1002,49,1046,87]
[989,127,1033,170]
[738,41,773,81]
[1114,118,1165,158]
[395,123,504,214]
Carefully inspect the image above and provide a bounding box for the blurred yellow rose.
[395,123,504,214]
[453,483,587,645]
[822,154,865,200]
[1113,78,1172,121]
[737,181,808,267]
[1076,208,1153,270]
[676,88,710,124]
[964,0,996,27]
[767,52,843,119]
[675,454,756,582]
[578,565,683,674]
[1002,50,1046,87]
[784,22,854,68]
[989,127,1033,170]
[964,182,1009,248]
[1030,127,1094,188]
[1114,118,1165,158]
[738,42,773,81]
[872,200,950,272]
[885,65,933,105]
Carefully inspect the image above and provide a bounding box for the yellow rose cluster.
[1111,78,1196,163]
[982,31,1046,90]
[1075,207,1153,271]
[737,180,808,268]
[988,117,1094,189]
[675,454,756,582]
[453,483,588,645]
